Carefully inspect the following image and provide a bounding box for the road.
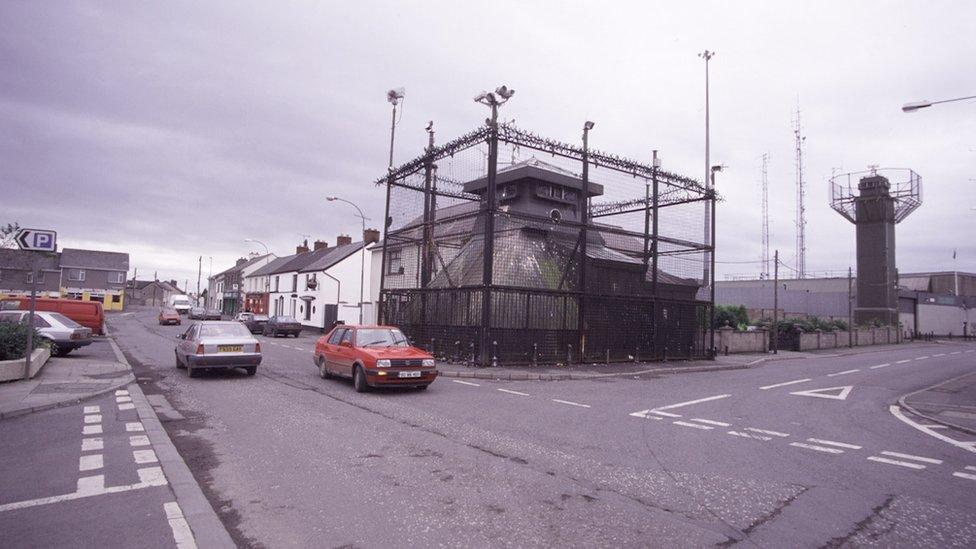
[105,307,976,547]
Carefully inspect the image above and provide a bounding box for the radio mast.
[793,106,807,278]
[760,153,770,279]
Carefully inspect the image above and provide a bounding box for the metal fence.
[376,121,714,366]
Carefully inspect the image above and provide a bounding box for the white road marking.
[164,502,198,549]
[790,385,853,401]
[915,356,930,360]
[116,396,132,403]
[451,380,481,387]
[953,472,976,481]
[889,405,976,454]
[118,403,135,411]
[745,427,790,438]
[552,399,590,408]
[807,438,862,450]
[76,475,104,495]
[673,420,713,430]
[790,442,844,454]
[950,351,962,355]
[125,422,145,432]
[933,353,946,357]
[79,454,103,471]
[728,430,772,441]
[0,468,169,513]
[760,379,811,390]
[628,410,662,420]
[867,456,926,470]
[869,363,891,369]
[880,451,942,465]
[129,435,151,447]
[84,414,102,424]
[966,350,975,353]
[690,418,731,427]
[497,388,529,396]
[827,369,860,377]
[653,394,731,410]
[81,438,103,452]
[896,359,911,364]
[137,466,167,485]
[82,425,102,435]
[115,389,129,396]
[83,406,100,414]
[649,410,683,418]
[966,466,976,471]
[133,449,159,464]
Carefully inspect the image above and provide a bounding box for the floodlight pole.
[480,99,500,366]
[578,122,593,359]
[379,90,402,324]
[709,165,720,358]
[700,50,715,288]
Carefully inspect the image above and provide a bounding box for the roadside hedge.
[0,322,41,361]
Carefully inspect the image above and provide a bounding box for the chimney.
[314,240,329,251]
[363,228,380,245]
[336,234,352,246]
[296,239,310,254]
[169,280,178,288]
[235,257,248,267]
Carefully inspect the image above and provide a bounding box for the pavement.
[902,370,976,434]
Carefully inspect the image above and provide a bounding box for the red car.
[314,325,437,392]
[158,307,182,325]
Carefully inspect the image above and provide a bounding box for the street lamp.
[326,196,367,324]
[474,85,515,125]
[243,238,270,255]
[386,88,405,170]
[244,238,273,314]
[902,94,976,112]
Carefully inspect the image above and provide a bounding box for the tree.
[713,304,749,329]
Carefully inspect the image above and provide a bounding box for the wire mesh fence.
[376,122,714,365]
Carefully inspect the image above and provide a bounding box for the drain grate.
[30,382,111,394]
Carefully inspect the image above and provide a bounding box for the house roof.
[463,157,604,197]
[247,255,295,277]
[271,246,335,274]
[60,248,129,271]
[299,242,364,273]
[212,254,271,279]
[0,248,61,271]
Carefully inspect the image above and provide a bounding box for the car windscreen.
[48,312,82,328]
[199,324,252,338]
[357,328,409,347]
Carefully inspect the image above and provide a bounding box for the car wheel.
[417,385,429,391]
[246,366,257,376]
[175,352,185,369]
[188,364,199,378]
[353,365,368,393]
[49,341,63,357]
[317,356,331,379]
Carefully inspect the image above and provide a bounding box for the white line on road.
[497,388,529,396]
[950,351,961,355]
[118,403,135,411]
[164,502,198,549]
[116,396,132,403]
[84,414,102,424]
[81,438,103,452]
[933,353,946,357]
[129,435,151,447]
[83,406,99,414]
[133,449,159,464]
[628,410,662,420]
[0,467,168,513]
[967,466,976,471]
[125,422,145,432]
[552,399,590,408]
[673,420,713,430]
[745,427,790,438]
[82,425,102,435]
[728,430,772,441]
[966,350,975,353]
[867,456,926,470]
[869,363,891,369]
[690,418,731,427]
[953,472,976,481]
[790,442,844,454]
[896,359,911,364]
[807,438,862,450]
[79,454,103,471]
[451,380,481,387]
[649,410,682,418]
[827,369,860,377]
[915,356,930,360]
[115,390,129,396]
[890,405,976,454]
[653,394,732,410]
[880,451,942,465]
[760,379,811,390]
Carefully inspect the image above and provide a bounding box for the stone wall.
[713,326,900,354]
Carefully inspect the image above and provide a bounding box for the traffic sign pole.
[14,227,56,379]
[24,263,37,380]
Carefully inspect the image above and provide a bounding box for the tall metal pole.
[651,150,660,359]
[578,122,592,359]
[23,259,37,380]
[378,99,398,324]
[848,266,854,347]
[196,256,202,306]
[700,50,715,287]
[772,250,779,354]
[480,102,499,366]
[327,198,367,324]
[709,168,717,358]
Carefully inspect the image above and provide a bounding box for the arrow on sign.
[790,385,853,400]
[14,228,57,253]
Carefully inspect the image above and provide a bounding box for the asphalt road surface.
[107,307,976,548]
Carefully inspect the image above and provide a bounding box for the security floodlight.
[495,85,515,100]
[387,87,405,105]
[474,91,494,105]
[711,165,724,173]
[425,120,433,131]
[902,101,931,113]
[583,121,595,130]
[326,196,337,201]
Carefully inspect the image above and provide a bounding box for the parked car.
[205,308,223,320]
[235,312,269,334]
[0,297,105,335]
[313,325,437,392]
[158,308,181,326]
[0,310,93,357]
[174,321,261,377]
[265,316,302,338]
[188,307,206,320]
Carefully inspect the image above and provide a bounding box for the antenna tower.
[760,153,770,279]
[793,106,807,278]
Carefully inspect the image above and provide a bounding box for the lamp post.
[699,50,716,292]
[902,94,975,112]
[378,87,404,325]
[326,196,367,324]
[709,164,723,358]
[244,238,272,314]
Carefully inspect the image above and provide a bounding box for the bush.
[713,304,749,330]
[0,322,41,361]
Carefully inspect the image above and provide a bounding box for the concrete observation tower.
[829,168,922,326]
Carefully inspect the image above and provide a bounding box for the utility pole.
[848,266,853,347]
[772,250,779,354]
[760,153,770,279]
[196,256,202,306]
[699,50,715,287]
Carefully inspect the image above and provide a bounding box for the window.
[69,269,86,282]
[304,301,312,321]
[387,249,403,275]
[26,272,45,284]
[340,329,353,345]
[292,274,298,291]
[108,272,124,284]
[328,328,345,345]
[112,294,121,303]
[501,184,518,199]
[274,276,280,292]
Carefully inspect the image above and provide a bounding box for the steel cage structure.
[376,122,715,366]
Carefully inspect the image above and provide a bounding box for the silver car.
[0,310,93,357]
[175,321,261,377]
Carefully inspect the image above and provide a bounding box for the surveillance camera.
[474,91,490,103]
[425,121,433,131]
[495,85,515,100]
[584,121,595,130]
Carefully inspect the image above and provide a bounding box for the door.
[335,327,356,377]
[180,324,198,363]
[322,327,345,374]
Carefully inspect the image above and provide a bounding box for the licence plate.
[398,370,422,378]
[218,345,243,353]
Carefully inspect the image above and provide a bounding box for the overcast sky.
[1,1,974,288]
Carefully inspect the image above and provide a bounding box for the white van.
[168,294,192,315]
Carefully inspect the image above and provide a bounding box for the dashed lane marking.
[82,425,103,435]
[950,351,961,355]
[808,438,862,450]
[967,466,976,471]
[915,356,930,360]
[896,359,911,364]
[164,502,198,549]
[760,379,811,390]
[81,438,103,452]
[933,353,946,357]
[728,431,772,441]
[652,394,732,411]
[690,418,731,427]
[628,410,662,420]
[870,363,891,369]
[953,472,976,481]
[125,422,145,432]
[673,420,713,430]
[745,427,790,438]
[79,454,103,471]
[451,380,481,387]
[790,442,844,454]
[84,414,102,424]
[827,369,859,377]
[133,449,159,464]
[551,399,591,408]
[115,390,129,396]
[129,435,151,447]
[118,403,135,411]
[867,456,926,470]
[116,396,132,403]
[83,406,100,414]
[497,388,529,396]
[880,451,942,465]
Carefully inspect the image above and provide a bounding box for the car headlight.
[422,359,435,367]
[376,359,391,368]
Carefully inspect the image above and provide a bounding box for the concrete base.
[0,348,51,382]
